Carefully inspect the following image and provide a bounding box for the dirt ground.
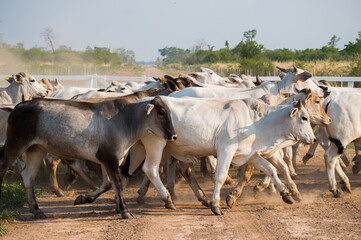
[2,146,361,240]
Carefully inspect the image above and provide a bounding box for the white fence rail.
[1,74,361,88]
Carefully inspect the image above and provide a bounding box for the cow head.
[104,81,133,95]
[289,99,316,144]
[7,72,48,101]
[145,96,177,142]
[188,68,226,85]
[40,78,54,97]
[297,89,331,126]
[278,70,324,97]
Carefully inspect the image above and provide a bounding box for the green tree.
[243,29,257,41]
[158,46,191,64]
[328,34,340,48]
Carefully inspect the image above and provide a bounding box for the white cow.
[169,71,323,99]
[320,92,361,197]
[1,72,48,104]
[188,67,227,85]
[123,96,315,215]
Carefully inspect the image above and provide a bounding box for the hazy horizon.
[0,0,360,62]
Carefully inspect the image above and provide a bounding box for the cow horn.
[276,66,286,72]
[292,65,298,73]
[256,74,262,85]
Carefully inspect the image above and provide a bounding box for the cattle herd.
[0,66,360,220]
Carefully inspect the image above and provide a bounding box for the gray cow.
[0,96,177,219]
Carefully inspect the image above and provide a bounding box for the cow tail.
[329,137,344,154]
[119,154,134,179]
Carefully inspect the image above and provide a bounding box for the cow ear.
[291,100,302,117]
[164,75,175,81]
[165,80,177,92]
[188,73,201,79]
[54,79,59,85]
[296,71,312,82]
[146,104,154,115]
[14,74,25,83]
[290,107,298,117]
[178,73,187,78]
[228,77,241,84]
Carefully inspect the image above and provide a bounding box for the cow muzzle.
[305,138,317,145]
[167,134,177,142]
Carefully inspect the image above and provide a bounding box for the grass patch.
[0,181,43,236]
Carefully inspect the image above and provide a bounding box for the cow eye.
[30,79,36,83]
[302,116,308,121]
[158,109,166,115]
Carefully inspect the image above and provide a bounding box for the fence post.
[348,81,354,88]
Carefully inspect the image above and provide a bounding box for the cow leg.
[254,175,271,193]
[200,157,209,177]
[283,146,297,179]
[68,160,98,191]
[335,158,351,194]
[137,152,171,205]
[141,136,175,210]
[249,154,293,204]
[96,149,132,219]
[207,155,234,185]
[44,156,64,197]
[21,147,47,219]
[166,157,177,200]
[324,144,342,198]
[64,166,79,190]
[177,161,211,207]
[226,163,254,208]
[352,143,361,174]
[303,141,319,164]
[136,176,151,205]
[211,148,236,215]
[267,152,302,202]
[74,165,111,205]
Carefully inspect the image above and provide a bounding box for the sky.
[0,0,360,61]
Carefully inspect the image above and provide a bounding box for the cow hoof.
[331,189,342,198]
[211,206,223,215]
[224,177,235,186]
[74,195,84,205]
[53,190,65,197]
[340,182,352,194]
[136,197,145,205]
[281,192,294,204]
[34,212,47,219]
[74,195,93,205]
[201,198,211,207]
[165,201,177,210]
[121,211,134,219]
[225,195,235,208]
[291,191,302,202]
[253,185,262,194]
[352,164,361,175]
[291,174,298,180]
[302,154,312,164]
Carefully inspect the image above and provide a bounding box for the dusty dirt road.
[3,146,361,240]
